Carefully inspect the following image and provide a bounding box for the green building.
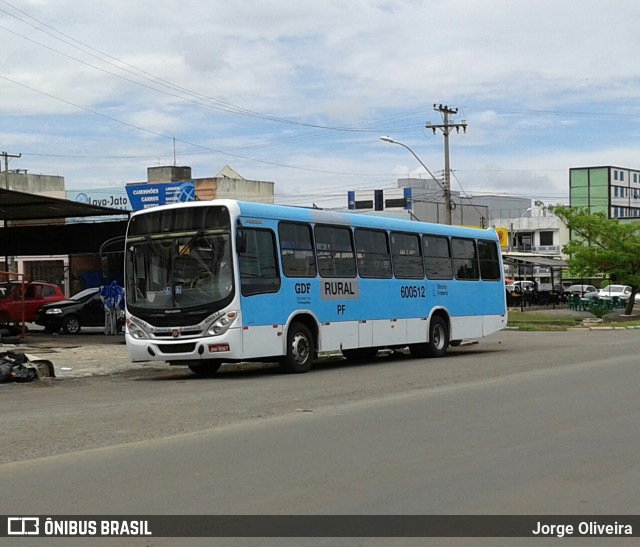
[570,166,640,219]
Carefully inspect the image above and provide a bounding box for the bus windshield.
[126,230,233,311]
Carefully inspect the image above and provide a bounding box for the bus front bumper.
[126,327,244,363]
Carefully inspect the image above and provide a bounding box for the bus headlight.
[127,320,149,339]
[207,311,237,336]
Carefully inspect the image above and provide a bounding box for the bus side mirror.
[236,229,247,253]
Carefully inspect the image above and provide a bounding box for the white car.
[506,280,536,292]
[597,284,632,299]
[565,284,597,297]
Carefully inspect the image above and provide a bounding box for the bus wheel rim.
[291,333,310,363]
[433,324,444,349]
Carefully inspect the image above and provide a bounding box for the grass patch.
[507,310,640,330]
[509,310,581,325]
[507,312,579,328]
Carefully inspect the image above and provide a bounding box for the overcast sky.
[2,0,640,208]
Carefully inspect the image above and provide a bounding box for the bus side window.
[278,222,317,278]
[355,228,392,278]
[391,232,424,279]
[315,225,356,278]
[239,228,281,296]
[478,240,501,280]
[423,235,453,280]
[451,238,479,280]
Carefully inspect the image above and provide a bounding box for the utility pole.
[1,151,22,189]
[426,105,467,225]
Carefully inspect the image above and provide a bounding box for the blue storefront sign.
[126,180,196,211]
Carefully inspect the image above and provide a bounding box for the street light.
[380,136,452,225]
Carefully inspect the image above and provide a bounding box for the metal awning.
[1,188,129,256]
[502,253,567,268]
[0,188,127,221]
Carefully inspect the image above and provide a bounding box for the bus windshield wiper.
[178,229,206,257]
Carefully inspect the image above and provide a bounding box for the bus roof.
[129,199,498,241]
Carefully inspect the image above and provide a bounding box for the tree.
[552,206,640,316]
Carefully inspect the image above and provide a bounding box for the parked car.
[597,284,632,299]
[505,280,536,293]
[35,287,107,334]
[0,281,65,324]
[564,284,597,298]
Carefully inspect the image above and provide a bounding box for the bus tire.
[449,339,462,347]
[410,316,449,358]
[187,360,222,376]
[280,322,314,373]
[342,348,378,362]
[426,316,449,357]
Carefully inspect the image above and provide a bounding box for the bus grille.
[157,343,197,354]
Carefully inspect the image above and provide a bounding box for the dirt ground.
[0,328,160,379]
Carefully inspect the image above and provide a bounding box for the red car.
[0,281,65,324]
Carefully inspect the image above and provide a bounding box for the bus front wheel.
[187,360,222,376]
[280,323,314,373]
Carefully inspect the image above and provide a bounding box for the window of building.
[390,232,424,279]
[354,228,392,279]
[278,222,317,278]
[422,235,453,280]
[315,225,356,278]
[539,231,554,246]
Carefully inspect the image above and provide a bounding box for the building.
[492,206,569,286]
[570,166,640,219]
[347,177,489,227]
[125,165,275,210]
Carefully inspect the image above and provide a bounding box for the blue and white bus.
[124,199,507,374]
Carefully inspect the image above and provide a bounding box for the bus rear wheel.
[187,360,222,376]
[280,322,314,373]
[410,316,449,358]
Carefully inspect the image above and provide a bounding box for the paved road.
[1,329,639,546]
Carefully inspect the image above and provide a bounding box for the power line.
[0,74,388,178]
[0,0,424,136]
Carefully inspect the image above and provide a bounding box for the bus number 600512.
[400,285,425,299]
